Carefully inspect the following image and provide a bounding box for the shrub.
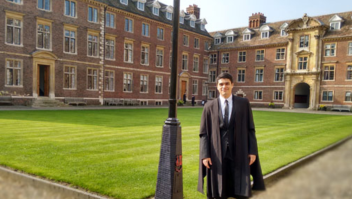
[177,100,184,106]
[269,102,275,108]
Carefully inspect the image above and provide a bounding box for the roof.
[95,0,212,38]
[209,11,352,50]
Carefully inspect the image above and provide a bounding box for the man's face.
[217,78,234,98]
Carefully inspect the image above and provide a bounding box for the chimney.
[249,12,266,28]
[186,4,200,19]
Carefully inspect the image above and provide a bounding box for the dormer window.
[243,34,250,41]
[200,18,207,31]
[281,29,288,36]
[180,16,184,24]
[190,20,195,28]
[261,32,269,39]
[201,24,205,31]
[214,37,221,45]
[189,14,196,28]
[137,2,145,11]
[329,15,343,30]
[227,36,233,43]
[166,12,172,20]
[225,30,236,43]
[259,25,272,39]
[280,22,289,37]
[153,7,159,16]
[120,0,128,5]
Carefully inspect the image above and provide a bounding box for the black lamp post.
[155,0,183,198]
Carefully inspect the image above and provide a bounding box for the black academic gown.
[198,95,265,198]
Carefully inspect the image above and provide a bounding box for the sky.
[159,0,352,32]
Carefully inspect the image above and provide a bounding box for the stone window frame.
[7,0,23,5]
[141,22,150,37]
[194,37,200,49]
[153,7,159,16]
[209,70,216,83]
[322,64,335,81]
[221,52,230,64]
[299,35,310,48]
[254,90,263,100]
[124,39,134,63]
[87,68,99,91]
[156,46,164,68]
[124,17,134,33]
[183,34,189,47]
[193,55,199,72]
[63,24,78,55]
[276,48,286,60]
[238,51,246,63]
[155,75,163,94]
[157,27,164,40]
[321,90,334,102]
[63,65,77,90]
[140,74,149,93]
[64,0,77,18]
[87,29,99,58]
[140,43,150,66]
[105,34,116,61]
[106,12,116,29]
[182,52,188,71]
[123,72,133,93]
[345,91,352,102]
[202,80,208,96]
[324,43,337,57]
[347,65,352,81]
[137,1,145,11]
[192,79,198,95]
[5,58,23,87]
[348,42,352,55]
[273,90,284,101]
[298,56,308,70]
[274,67,284,82]
[237,68,246,83]
[255,49,265,62]
[87,5,99,23]
[255,67,264,83]
[37,0,52,12]
[36,17,53,51]
[210,53,217,64]
[243,34,251,41]
[203,57,209,74]
[104,70,115,92]
[5,11,24,47]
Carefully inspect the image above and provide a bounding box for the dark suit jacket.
[198,95,265,198]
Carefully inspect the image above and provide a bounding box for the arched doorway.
[294,83,310,108]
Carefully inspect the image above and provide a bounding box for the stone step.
[32,98,68,108]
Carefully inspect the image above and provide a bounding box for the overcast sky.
[160,0,352,32]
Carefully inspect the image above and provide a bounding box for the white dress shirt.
[219,95,233,122]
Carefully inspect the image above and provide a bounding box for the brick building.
[209,12,352,109]
[1,0,352,110]
[0,0,212,106]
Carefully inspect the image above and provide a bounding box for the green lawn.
[0,108,351,199]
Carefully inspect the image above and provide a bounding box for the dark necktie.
[224,100,229,127]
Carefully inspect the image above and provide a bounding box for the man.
[198,73,265,199]
[192,95,196,106]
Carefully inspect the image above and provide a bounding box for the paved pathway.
[252,138,352,199]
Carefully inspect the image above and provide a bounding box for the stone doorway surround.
[179,71,191,100]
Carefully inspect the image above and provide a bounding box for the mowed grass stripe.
[0,109,351,199]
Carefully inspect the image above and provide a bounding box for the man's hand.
[249,154,256,165]
[202,158,212,169]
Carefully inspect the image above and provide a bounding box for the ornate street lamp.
[155,0,183,198]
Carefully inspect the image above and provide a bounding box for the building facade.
[0,0,212,106]
[210,12,352,109]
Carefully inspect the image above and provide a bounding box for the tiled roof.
[209,11,352,51]
[95,0,212,38]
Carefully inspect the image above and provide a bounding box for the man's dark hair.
[216,72,233,84]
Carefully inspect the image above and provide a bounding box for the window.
[298,57,308,70]
[64,66,76,89]
[105,38,115,60]
[322,91,333,102]
[243,34,250,41]
[180,16,184,24]
[222,53,229,64]
[209,70,216,83]
[169,53,172,69]
[124,42,133,63]
[256,50,265,61]
[88,6,98,23]
[38,0,51,11]
[137,1,144,11]
[330,22,340,30]
[214,37,221,45]
[87,33,98,57]
[7,0,22,4]
[345,92,352,101]
[254,91,263,100]
[255,68,264,82]
[104,70,114,91]
[227,36,233,43]
[209,90,216,99]
[281,29,288,37]
[274,91,283,101]
[205,41,209,50]
[193,56,199,72]
[203,59,209,73]
[5,59,22,86]
[157,27,164,40]
[190,20,195,28]
[201,24,205,31]
[347,65,352,80]
[299,35,309,48]
[182,54,188,70]
[238,51,246,62]
[153,7,159,16]
[142,23,149,37]
[210,53,217,64]
[221,69,229,73]
[155,76,162,94]
[166,12,172,20]
[192,80,198,95]
[123,73,132,92]
[156,48,163,67]
[125,18,133,32]
[349,42,352,55]
[323,65,335,80]
[183,35,189,46]
[194,38,200,48]
[6,15,22,46]
[261,31,269,39]
[64,28,76,54]
[275,68,284,82]
[65,0,76,17]
[276,48,285,60]
[155,101,162,106]
[106,13,115,28]
[140,75,148,93]
[202,81,207,96]
[141,45,149,65]
[87,68,98,90]
[325,43,336,56]
[237,69,245,82]
[37,21,51,50]
[120,0,128,5]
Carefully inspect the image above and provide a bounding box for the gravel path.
[252,138,352,199]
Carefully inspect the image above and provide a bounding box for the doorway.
[294,83,310,108]
[37,65,50,97]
